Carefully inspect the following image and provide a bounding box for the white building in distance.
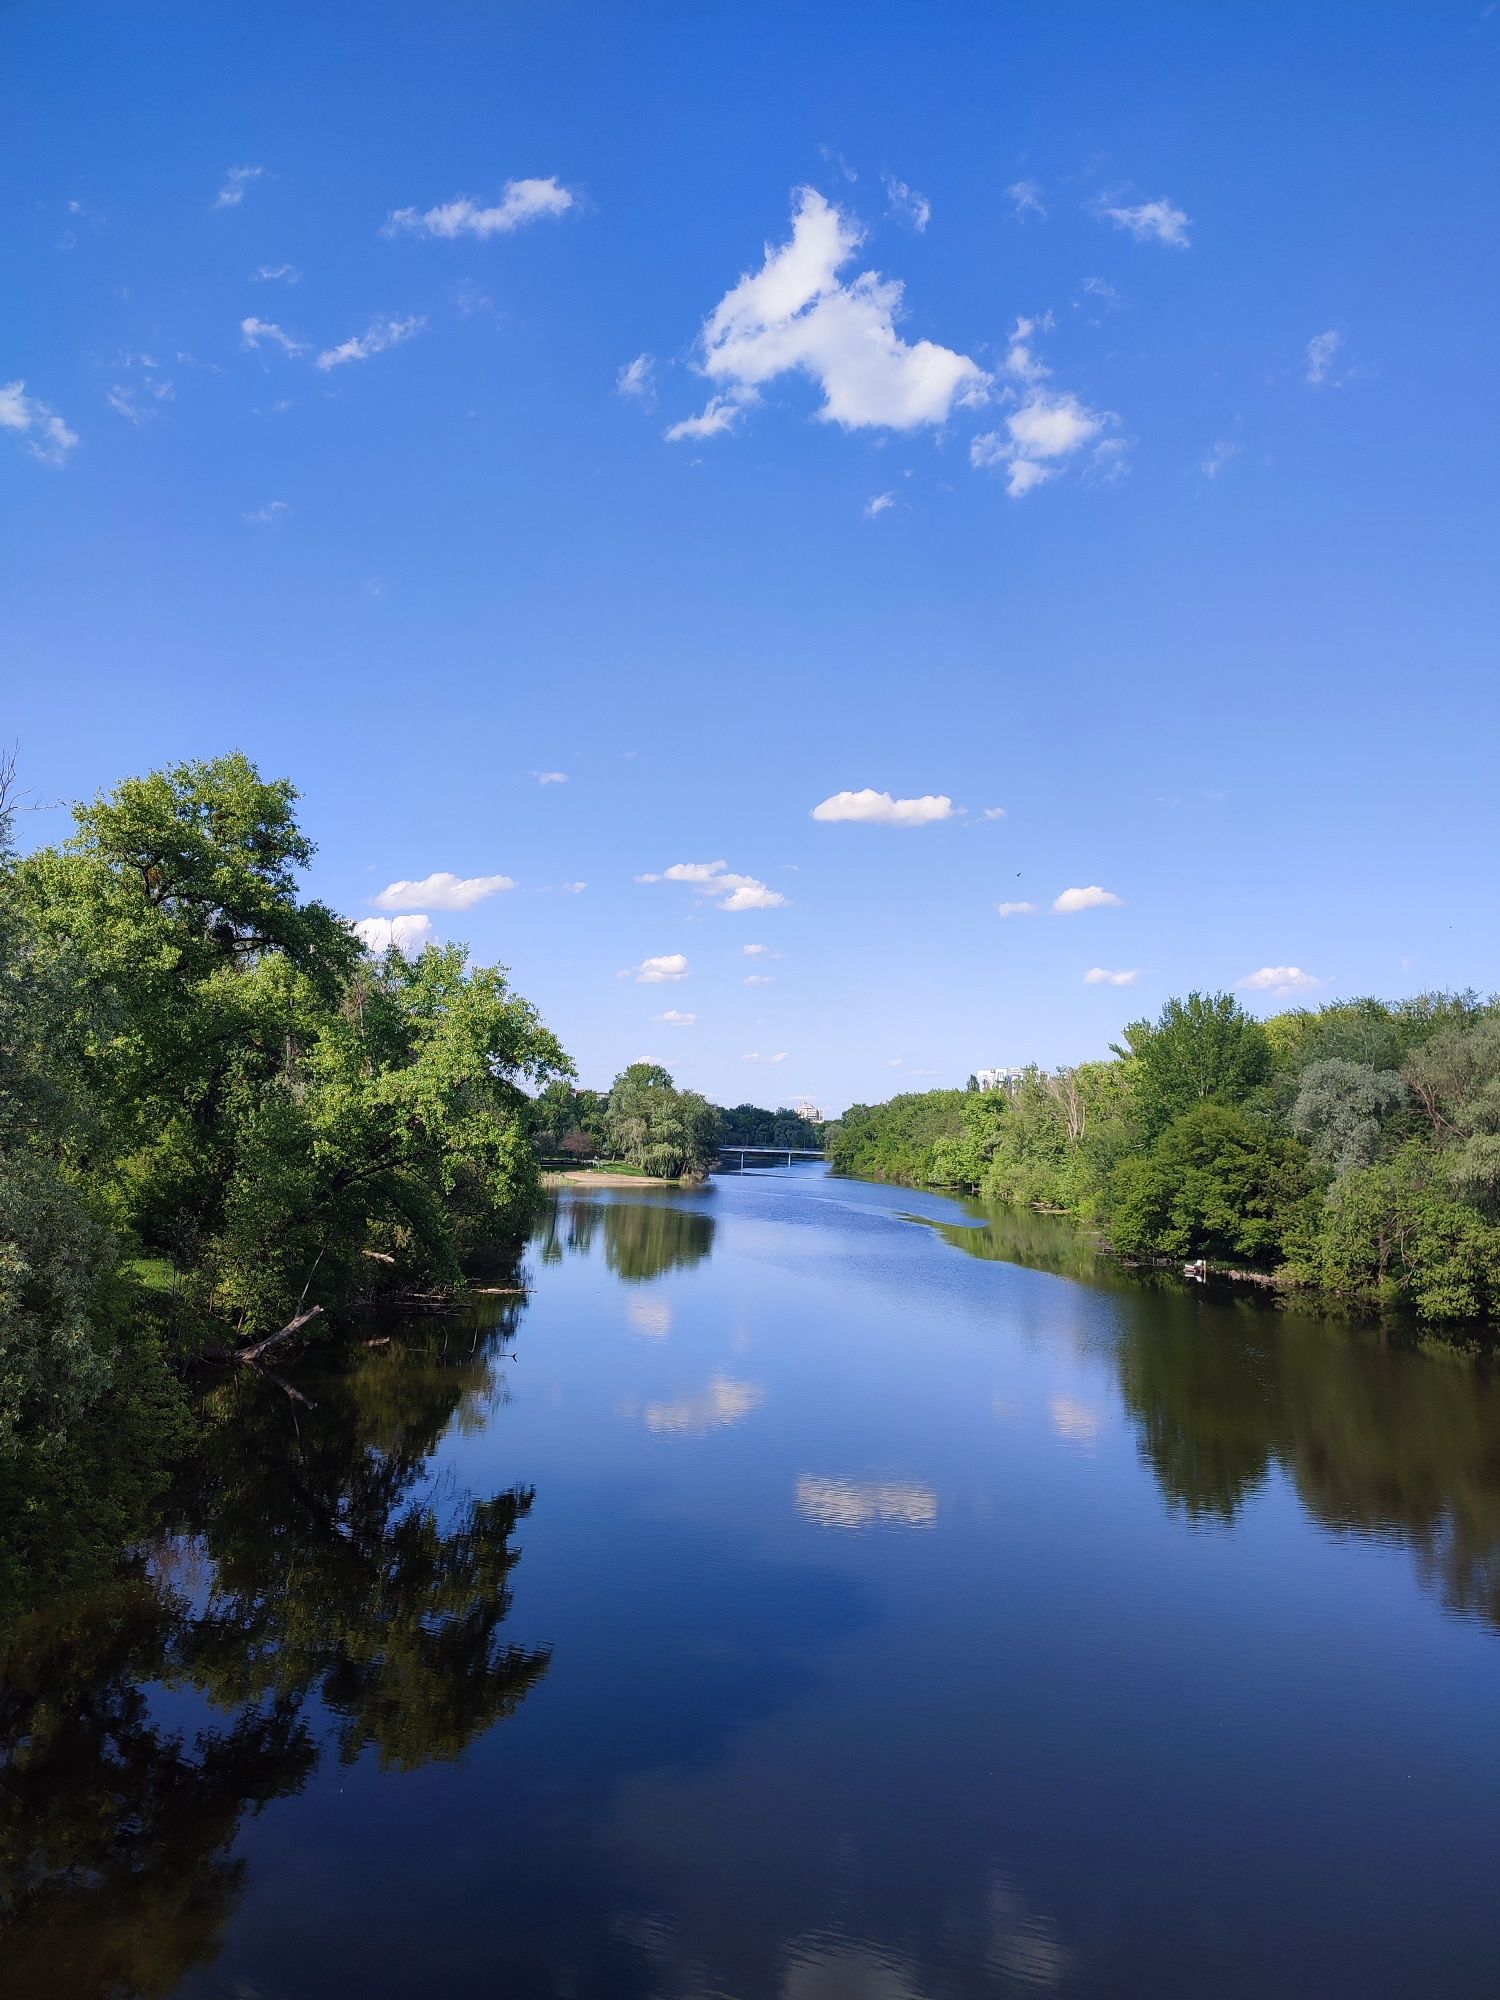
[974,1067,1025,1093]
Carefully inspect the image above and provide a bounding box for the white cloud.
[1237,965,1323,996]
[1201,439,1239,479]
[532,769,568,784]
[1083,966,1141,986]
[743,1050,788,1064]
[240,316,307,357]
[865,490,895,517]
[639,858,786,912]
[743,943,773,956]
[315,315,425,371]
[1053,885,1124,913]
[883,173,931,232]
[0,381,78,466]
[744,974,774,987]
[969,317,1112,497]
[636,954,689,983]
[383,177,574,239]
[213,164,263,210]
[812,788,953,826]
[1306,329,1342,386]
[244,500,290,524]
[353,913,435,956]
[1007,179,1047,221]
[1100,196,1191,247]
[617,353,654,399]
[375,871,514,911]
[254,263,300,284]
[981,805,1007,820]
[654,1009,696,1026]
[996,901,1037,917]
[561,881,586,893]
[1077,274,1124,312]
[668,187,986,442]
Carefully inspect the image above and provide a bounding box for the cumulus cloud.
[969,316,1114,497]
[743,1050,788,1064]
[981,806,1007,821]
[1053,885,1124,913]
[617,353,654,399]
[374,871,514,911]
[1007,179,1047,221]
[353,913,435,956]
[1100,196,1191,247]
[743,943,773,956]
[637,859,786,912]
[0,381,78,465]
[1305,329,1343,386]
[811,788,953,826]
[240,316,307,357]
[384,177,574,239]
[744,974,774,987]
[883,173,931,232]
[996,901,1037,917]
[654,1009,696,1026]
[213,164,263,210]
[635,954,689,983]
[1083,966,1141,986]
[865,490,895,517]
[1237,965,1322,995]
[315,315,425,371]
[667,187,986,442]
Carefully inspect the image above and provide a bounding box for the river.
[4,1166,1500,1998]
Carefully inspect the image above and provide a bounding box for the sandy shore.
[542,1169,698,1189]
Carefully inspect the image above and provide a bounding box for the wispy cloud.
[865,490,896,518]
[742,1050,788,1064]
[744,974,774,987]
[315,315,425,371]
[635,953,690,983]
[1053,885,1123,913]
[375,871,514,910]
[1098,195,1191,247]
[654,1008,696,1026]
[1083,966,1141,986]
[240,316,307,358]
[969,316,1115,497]
[244,500,290,524]
[254,262,300,284]
[353,913,434,956]
[1237,965,1322,996]
[1201,439,1239,479]
[1007,179,1047,221]
[0,381,78,466]
[636,859,786,912]
[667,187,985,442]
[996,901,1037,917]
[812,788,953,826]
[980,806,1007,820]
[213,164,263,211]
[617,353,654,399]
[384,177,574,239]
[883,173,931,231]
[1305,329,1343,386]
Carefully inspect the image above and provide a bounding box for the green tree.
[1289,1058,1407,1179]
[1117,991,1272,1138]
[1105,1103,1311,1266]
[606,1064,718,1178]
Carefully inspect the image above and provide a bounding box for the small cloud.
[865,490,896,517]
[0,381,79,466]
[1083,966,1141,986]
[636,954,689,983]
[996,901,1037,917]
[1201,439,1239,479]
[375,871,514,911]
[980,806,1007,821]
[240,316,307,357]
[561,881,586,893]
[654,1009,696,1026]
[743,942,772,956]
[665,395,741,442]
[1305,329,1343,387]
[244,500,290,524]
[213,164,263,211]
[254,263,300,284]
[315,314,425,371]
[641,859,786,912]
[1099,195,1191,247]
[744,974,774,987]
[1077,274,1124,312]
[1007,179,1047,221]
[743,1050,788,1064]
[353,913,434,956]
[617,353,654,399]
[886,1057,906,1068]
[812,788,953,827]
[1236,965,1322,996]
[883,173,931,232]
[1053,885,1123,913]
[383,177,575,239]
[533,770,568,784]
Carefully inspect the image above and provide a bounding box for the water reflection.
[794,1476,938,1530]
[643,1375,765,1435]
[0,1309,550,1996]
[539,1192,717,1282]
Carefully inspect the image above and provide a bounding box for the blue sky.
[5,2,1497,1113]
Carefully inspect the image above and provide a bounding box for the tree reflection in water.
[538,1192,716,1283]
[933,1200,1500,1630]
[0,1306,551,1998]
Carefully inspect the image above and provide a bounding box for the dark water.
[5,1168,1500,1999]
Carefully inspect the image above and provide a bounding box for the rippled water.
[5,1167,1500,1998]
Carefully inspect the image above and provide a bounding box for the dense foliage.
[604,1063,720,1179]
[827,990,1500,1331]
[0,752,569,1455]
[716,1102,823,1149]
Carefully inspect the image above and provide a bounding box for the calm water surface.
[6,1167,1500,1998]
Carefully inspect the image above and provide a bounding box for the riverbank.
[541,1168,704,1189]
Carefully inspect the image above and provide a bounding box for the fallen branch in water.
[235,1305,324,1364]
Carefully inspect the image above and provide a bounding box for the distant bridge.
[715,1144,827,1169]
